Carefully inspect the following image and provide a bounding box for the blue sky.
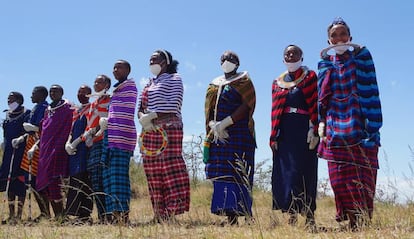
[1,1,413,200]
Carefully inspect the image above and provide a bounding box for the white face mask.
[8,102,19,111]
[221,60,237,73]
[95,89,106,97]
[284,59,302,72]
[330,40,351,55]
[150,64,162,76]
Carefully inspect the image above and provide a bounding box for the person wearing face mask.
[101,60,137,225]
[84,75,111,224]
[64,85,93,225]
[270,45,319,229]
[204,50,256,226]
[36,84,73,222]
[318,17,382,230]
[137,49,190,223]
[0,92,30,224]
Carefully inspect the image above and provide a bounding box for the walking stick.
[27,156,32,221]
[2,148,16,223]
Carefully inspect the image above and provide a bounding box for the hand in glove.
[318,122,327,142]
[65,137,77,155]
[12,135,26,149]
[23,122,39,132]
[307,128,319,150]
[27,144,38,160]
[95,117,108,136]
[139,112,158,132]
[83,128,96,147]
[209,116,233,143]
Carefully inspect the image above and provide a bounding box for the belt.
[283,107,308,115]
[156,113,178,121]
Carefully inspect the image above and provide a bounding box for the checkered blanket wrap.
[20,133,39,176]
[328,145,378,222]
[102,147,132,213]
[86,141,106,216]
[142,117,190,217]
[40,176,65,201]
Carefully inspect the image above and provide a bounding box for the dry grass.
[1,182,414,239]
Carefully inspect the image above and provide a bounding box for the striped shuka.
[138,73,190,218]
[140,73,183,116]
[21,101,48,176]
[270,66,318,146]
[317,47,382,222]
[85,95,110,143]
[107,79,137,152]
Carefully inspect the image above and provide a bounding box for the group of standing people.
[0,52,191,225]
[0,17,382,231]
[204,17,382,231]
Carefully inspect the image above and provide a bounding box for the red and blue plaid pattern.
[141,116,190,217]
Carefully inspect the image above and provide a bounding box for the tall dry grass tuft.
[0,143,414,238]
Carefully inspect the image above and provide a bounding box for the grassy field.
[1,179,414,239]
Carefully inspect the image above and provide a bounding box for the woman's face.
[94,76,108,93]
[284,46,302,63]
[149,52,167,72]
[328,24,351,44]
[220,52,238,65]
[113,62,129,81]
[49,86,63,102]
[7,93,17,105]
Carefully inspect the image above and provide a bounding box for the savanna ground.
[0,161,413,239]
[0,141,414,238]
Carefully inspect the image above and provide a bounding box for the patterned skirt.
[325,145,379,221]
[141,116,190,217]
[102,146,132,213]
[86,141,106,216]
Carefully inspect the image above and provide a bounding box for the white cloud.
[139,77,149,89]
[184,61,197,72]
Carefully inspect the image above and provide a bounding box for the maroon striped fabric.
[327,145,378,222]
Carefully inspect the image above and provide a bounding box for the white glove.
[83,128,96,147]
[84,128,97,138]
[98,117,108,132]
[27,144,38,160]
[318,122,325,138]
[12,135,26,149]
[95,118,108,137]
[23,123,39,132]
[65,137,77,155]
[139,112,158,132]
[209,116,233,143]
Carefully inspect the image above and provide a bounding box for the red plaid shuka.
[141,116,190,218]
[270,67,318,145]
[328,145,378,221]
